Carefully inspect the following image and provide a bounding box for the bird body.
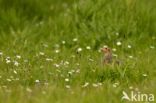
[101,47,120,65]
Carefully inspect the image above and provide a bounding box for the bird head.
[101,47,111,53]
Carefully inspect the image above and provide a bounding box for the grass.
[0,0,156,103]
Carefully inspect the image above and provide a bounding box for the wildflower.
[142,74,148,77]
[128,55,133,59]
[115,32,119,36]
[13,70,17,74]
[6,59,11,64]
[26,88,32,93]
[73,38,78,42]
[65,78,69,82]
[129,86,133,90]
[14,61,19,66]
[62,41,66,44]
[112,48,117,52]
[77,48,82,52]
[68,71,73,75]
[55,50,60,53]
[64,61,69,65]
[54,64,60,68]
[65,85,70,89]
[88,58,94,62]
[103,45,108,48]
[86,46,91,50]
[71,55,75,58]
[43,44,48,48]
[113,82,119,88]
[92,83,98,87]
[116,41,122,46]
[82,82,89,88]
[76,69,80,73]
[97,82,102,86]
[150,46,155,49]
[128,45,132,49]
[39,52,45,56]
[15,78,19,81]
[35,80,40,83]
[54,44,60,48]
[0,52,3,56]
[16,55,21,59]
[46,58,53,62]
[7,79,12,82]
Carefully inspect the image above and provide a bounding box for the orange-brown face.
[101,47,111,53]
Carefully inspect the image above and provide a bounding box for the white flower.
[55,50,60,53]
[129,55,133,59]
[113,82,119,88]
[116,41,122,46]
[82,82,89,88]
[129,86,133,90]
[73,38,78,42]
[14,61,19,66]
[115,32,119,36]
[15,78,19,81]
[0,52,3,56]
[35,80,40,83]
[6,59,11,64]
[16,55,21,59]
[54,44,60,48]
[76,63,80,66]
[13,70,17,74]
[39,52,45,56]
[112,48,117,52]
[62,41,66,44]
[65,85,70,89]
[65,78,69,82]
[128,45,132,49]
[150,46,155,49]
[7,79,12,82]
[113,84,117,88]
[103,45,108,48]
[92,83,98,87]
[77,48,82,52]
[46,58,53,61]
[97,82,102,86]
[89,58,94,62]
[64,61,69,65]
[68,71,73,75]
[86,46,91,50]
[76,69,80,73]
[54,64,60,68]
[142,74,148,77]
[26,88,32,93]
[71,55,75,58]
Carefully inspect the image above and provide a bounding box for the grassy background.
[0,0,156,103]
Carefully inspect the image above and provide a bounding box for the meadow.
[0,0,156,103]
